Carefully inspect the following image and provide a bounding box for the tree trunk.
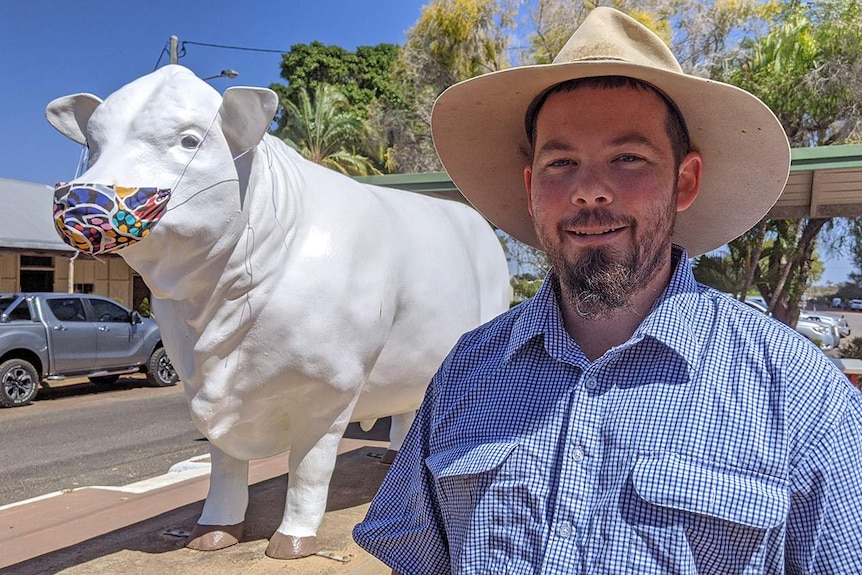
[739,219,767,300]
[768,218,828,326]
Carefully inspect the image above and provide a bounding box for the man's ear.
[676,151,702,212]
[524,165,534,216]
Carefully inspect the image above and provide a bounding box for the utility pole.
[169,35,178,65]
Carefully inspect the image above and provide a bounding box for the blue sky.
[0,0,427,186]
[0,0,854,285]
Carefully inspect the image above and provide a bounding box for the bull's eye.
[181,135,201,149]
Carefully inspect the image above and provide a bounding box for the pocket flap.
[425,441,518,479]
[632,452,789,529]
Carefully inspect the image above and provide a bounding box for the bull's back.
[239,148,510,420]
[349,183,509,418]
[363,181,508,320]
[293,156,508,327]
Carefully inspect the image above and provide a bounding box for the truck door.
[88,298,147,368]
[43,296,96,373]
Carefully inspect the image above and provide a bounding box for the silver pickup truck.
[0,293,177,407]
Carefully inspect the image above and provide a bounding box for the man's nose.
[571,169,612,207]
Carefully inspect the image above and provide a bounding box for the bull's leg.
[381,410,416,464]
[265,425,346,559]
[186,445,249,551]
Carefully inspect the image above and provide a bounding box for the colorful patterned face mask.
[53,183,171,255]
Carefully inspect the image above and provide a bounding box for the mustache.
[557,208,633,230]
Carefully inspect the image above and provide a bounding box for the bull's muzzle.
[53,183,171,255]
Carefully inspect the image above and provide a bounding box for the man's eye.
[616,155,642,163]
[547,158,573,167]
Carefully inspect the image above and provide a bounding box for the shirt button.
[570,446,584,462]
[557,521,573,538]
[584,376,598,390]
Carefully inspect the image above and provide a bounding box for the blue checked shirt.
[354,247,862,574]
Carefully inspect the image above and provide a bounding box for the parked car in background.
[0,293,177,407]
[800,312,850,339]
[795,318,839,351]
[851,299,862,310]
[742,297,839,351]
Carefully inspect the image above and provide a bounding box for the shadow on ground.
[34,375,165,403]
[5,445,391,575]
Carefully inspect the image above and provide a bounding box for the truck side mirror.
[130,311,143,324]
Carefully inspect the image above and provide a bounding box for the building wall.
[54,255,135,307]
[0,253,18,292]
[0,252,139,309]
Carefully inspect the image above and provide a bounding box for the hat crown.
[553,7,682,74]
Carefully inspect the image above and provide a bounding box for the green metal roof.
[354,171,460,196]
[790,143,862,171]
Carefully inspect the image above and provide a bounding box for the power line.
[153,44,169,71]
[180,40,289,55]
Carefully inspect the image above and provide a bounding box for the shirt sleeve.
[353,375,450,575]
[785,383,862,573]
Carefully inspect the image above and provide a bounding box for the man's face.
[524,85,700,318]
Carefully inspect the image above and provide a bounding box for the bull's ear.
[46,94,103,146]
[220,87,278,155]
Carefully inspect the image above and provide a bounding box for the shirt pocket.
[624,452,789,574]
[425,442,518,570]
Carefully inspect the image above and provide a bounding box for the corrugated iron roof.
[0,178,75,253]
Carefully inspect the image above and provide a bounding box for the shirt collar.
[504,245,702,368]
[505,268,571,363]
[633,245,702,368]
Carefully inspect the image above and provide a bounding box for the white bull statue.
[46,65,511,559]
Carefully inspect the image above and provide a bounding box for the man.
[354,7,862,574]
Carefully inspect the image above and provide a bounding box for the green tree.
[272,42,402,116]
[526,0,774,73]
[382,0,519,173]
[692,250,750,295]
[404,0,517,89]
[278,84,379,176]
[510,275,544,305]
[720,0,862,325]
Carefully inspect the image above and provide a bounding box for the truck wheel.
[0,359,40,408]
[146,347,178,387]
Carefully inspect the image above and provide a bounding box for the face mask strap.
[170,109,221,193]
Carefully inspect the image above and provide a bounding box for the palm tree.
[692,252,747,295]
[279,84,380,176]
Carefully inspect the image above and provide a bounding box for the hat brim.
[431,60,791,257]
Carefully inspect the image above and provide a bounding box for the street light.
[202,69,239,81]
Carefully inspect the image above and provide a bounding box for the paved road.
[0,376,209,506]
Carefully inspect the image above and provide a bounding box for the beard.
[538,200,677,320]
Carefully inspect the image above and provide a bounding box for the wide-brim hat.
[431,7,791,257]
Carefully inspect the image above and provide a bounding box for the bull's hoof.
[185,522,244,551]
[381,449,398,464]
[265,532,318,559]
